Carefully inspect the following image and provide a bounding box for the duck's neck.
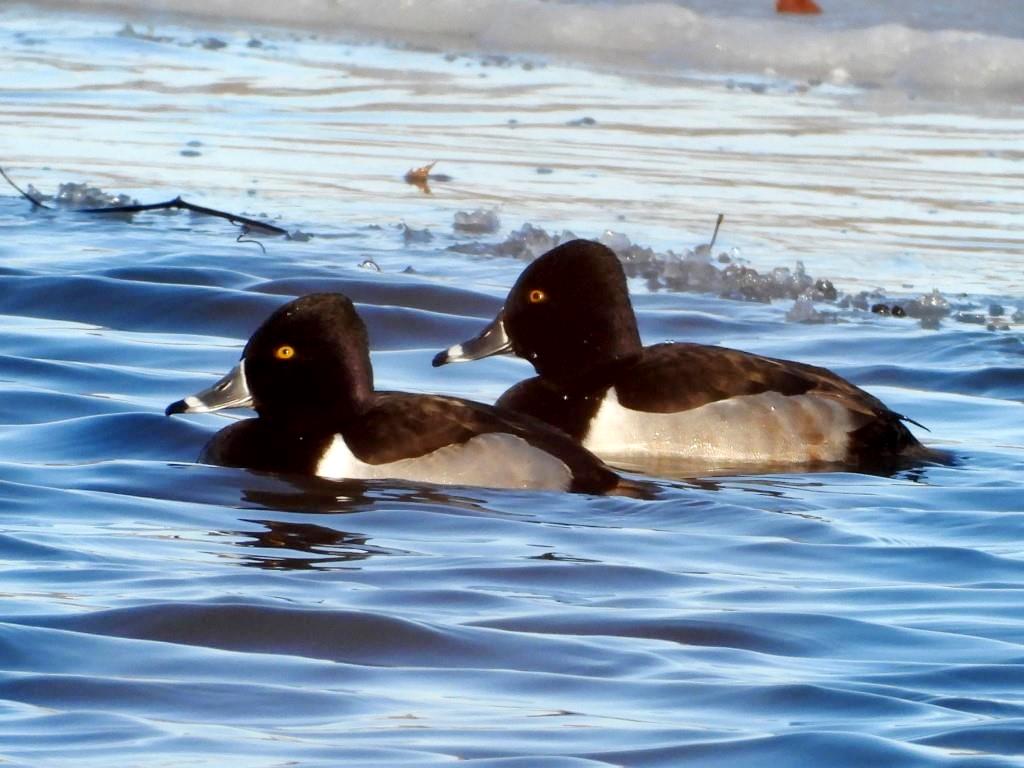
[547,353,640,395]
[535,311,642,389]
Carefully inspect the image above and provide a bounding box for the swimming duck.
[433,239,925,467]
[166,293,620,493]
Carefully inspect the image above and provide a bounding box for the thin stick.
[1,167,288,236]
[0,166,51,209]
[708,213,724,252]
[76,196,289,236]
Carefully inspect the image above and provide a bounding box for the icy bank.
[25,0,1024,103]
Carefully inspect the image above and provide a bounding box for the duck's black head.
[433,239,642,386]
[167,293,374,430]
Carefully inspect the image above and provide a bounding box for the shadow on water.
[225,519,405,570]
[219,477,527,568]
[611,448,958,493]
[237,475,500,516]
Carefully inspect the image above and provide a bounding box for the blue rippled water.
[3,5,1024,767]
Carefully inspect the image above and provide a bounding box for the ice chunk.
[400,223,432,244]
[441,220,948,325]
[453,209,500,234]
[598,230,633,253]
[493,223,577,260]
[786,296,825,323]
[54,182,136,209]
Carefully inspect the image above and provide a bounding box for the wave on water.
[28,0,1024,102]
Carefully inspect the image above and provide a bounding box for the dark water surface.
[3,8,1024,768]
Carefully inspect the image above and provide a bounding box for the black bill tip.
[165,399,188,417]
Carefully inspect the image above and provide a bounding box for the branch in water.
[76,196,288,236]
[1,167,289,237]
[0,167,51,209]
[708,213,724,252]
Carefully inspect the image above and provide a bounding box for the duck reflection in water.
[221,477,510,570]
[229,519,396,570]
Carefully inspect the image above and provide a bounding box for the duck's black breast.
[199,418,335,475]
[495,377,608,443]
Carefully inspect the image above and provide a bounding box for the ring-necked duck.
[166,293,620,493]
[433,239,926,467]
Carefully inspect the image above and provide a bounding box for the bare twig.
[76,196,288,236]
[1,167,288,237]
[708,213,724,253]
[0,167,51,209]
[236,231,268,254]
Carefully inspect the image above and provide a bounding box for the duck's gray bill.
[432,314,512,367]
[165,361,253,416]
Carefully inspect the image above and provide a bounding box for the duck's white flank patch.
[316,432,572,491]
[584,388,855,464]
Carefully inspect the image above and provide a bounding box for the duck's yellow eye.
[274,345,295,360]
[528,289,547,304]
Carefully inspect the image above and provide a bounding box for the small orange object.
[404,161,437,193]
[777,0,821,13]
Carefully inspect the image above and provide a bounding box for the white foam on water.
[26,0,1024,102]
